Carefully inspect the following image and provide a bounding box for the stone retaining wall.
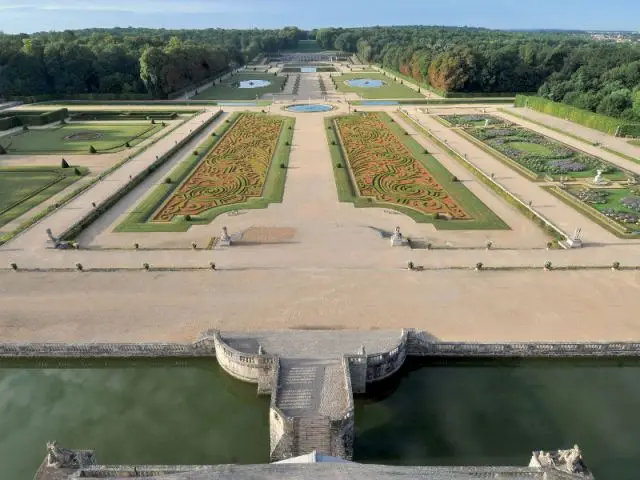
[0,342,212,358]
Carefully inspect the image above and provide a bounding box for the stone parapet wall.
[212,331,277,384]
[406,333,640,357]
[0,342,212,358]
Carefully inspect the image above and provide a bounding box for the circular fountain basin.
[238,79,271,89]
[346,78,385,88]
[286,104,334,113]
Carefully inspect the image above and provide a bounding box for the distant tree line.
[1,25,639,119]
[0,26,306,99]
[314,26,640,120]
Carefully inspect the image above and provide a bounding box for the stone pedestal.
[390,226,408,247]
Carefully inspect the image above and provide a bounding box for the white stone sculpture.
[219,226,232,246]
[592,169,609,185]
[390,226,408,247]
[529,444,587,475]
[566,227,583,249]
[46,441,94,469]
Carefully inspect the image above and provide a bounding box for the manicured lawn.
[332,73,424,99]
[117,113,295,232]
[327,112,507,230]
[191,73,286,100]
[0,166,87,227]
[0,122,163,154]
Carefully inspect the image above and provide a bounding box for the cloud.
[0,0,256,14]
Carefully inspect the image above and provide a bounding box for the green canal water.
[355,357,640,480]
[3,357,639,480]
[0,359,269,480]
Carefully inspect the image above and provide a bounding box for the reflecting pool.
[238,79,271,89]
[355,357,640,479]
[346,78,385,88]
[0,359,268,479]
[286,104,334,113]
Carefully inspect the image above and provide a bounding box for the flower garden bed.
[328,112,507,230]
[462,124,629,180]
[439,114,510,127]
[116,112,294,232]
[545,184,640,238]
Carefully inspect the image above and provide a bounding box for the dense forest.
[0,25,639,120]
[0,27,306,99]
[316,26,640,120]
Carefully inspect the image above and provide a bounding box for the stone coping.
[2,332,640,359]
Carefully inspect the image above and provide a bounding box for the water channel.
[355,357,640,480]
[2,357,638,479]
[0,359,268,479]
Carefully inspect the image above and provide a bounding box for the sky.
[0,0,637,34]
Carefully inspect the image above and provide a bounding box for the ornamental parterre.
[468,126,617,176]
[153,113,283,222]
[335,112,469,219]
[440,114,510,127]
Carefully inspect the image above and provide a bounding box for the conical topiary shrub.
[61,158,69,168]
[89,145,97,154]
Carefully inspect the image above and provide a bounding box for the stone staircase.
[274,358,349,458]
[295,416,332,455]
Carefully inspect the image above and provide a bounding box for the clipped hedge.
[0,108,68,131]
[58,110,224,241]
[515,95,640,138]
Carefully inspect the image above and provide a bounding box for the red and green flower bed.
[328,112,507,230]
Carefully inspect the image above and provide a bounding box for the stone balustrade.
[212,330,277,384]
[0,342,212,358]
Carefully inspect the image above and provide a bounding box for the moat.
[3,357,639,479]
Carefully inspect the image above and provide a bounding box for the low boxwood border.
[115,112,296,232]
[327,111,508,230]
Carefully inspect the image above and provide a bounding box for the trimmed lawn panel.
[0,166,87,228]
[117,113,294,232]
[332,73,423,99]
[191,73,286,100]
[328,112,507,230]
[0,122,163,154]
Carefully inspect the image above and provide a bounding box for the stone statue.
[219,226,232,246]
[46,441,94,469]
[529,444,587,475]
[592,169,609,185]
[390,226,408,247]
[46,228,59,247]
